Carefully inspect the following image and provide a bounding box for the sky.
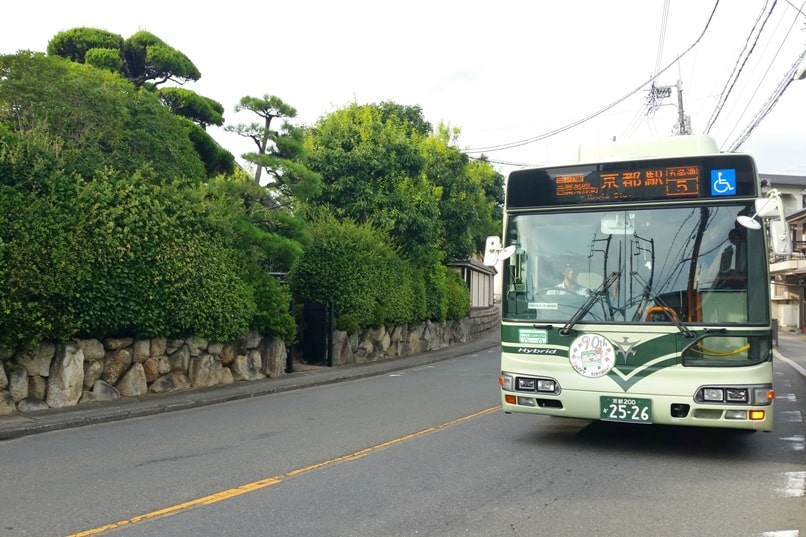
[3,0,806,178]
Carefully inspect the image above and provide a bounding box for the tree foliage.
[46,28,230,177]
[465,156,505,252]
[122,31,201,88]
[46,27,123,63]
[303,102,443,263]
[48,28,201,89]
[0,51,208,182]
[159,87,224,127]
[225,94,322,200]
[422,124,504,259]
[0,53,299,348]
[303,101,503,263]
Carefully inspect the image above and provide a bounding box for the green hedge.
[0,163,300,347]
[446,269,471,320]
[287,213,470,333]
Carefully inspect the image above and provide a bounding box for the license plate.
[600,396,652,424]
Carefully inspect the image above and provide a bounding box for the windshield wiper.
[559,271,620,336]
[630,271,695,338]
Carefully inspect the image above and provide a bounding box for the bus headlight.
[537,379,557,392]
[501,373,558,394]
[696,384,773,405]
[517,377,536,391]
[725,388,748,402]
[702,388,724,402]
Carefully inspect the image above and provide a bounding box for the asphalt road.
[1,332,804,536]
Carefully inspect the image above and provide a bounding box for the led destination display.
[554,165,700,200]
[506,154,758,208]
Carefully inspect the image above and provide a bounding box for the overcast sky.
[3,0,806,177]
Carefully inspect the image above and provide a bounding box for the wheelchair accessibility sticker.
[710,169,736,197]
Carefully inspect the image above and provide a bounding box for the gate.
[301,301,334,366]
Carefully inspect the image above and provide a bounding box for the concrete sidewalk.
[774,330,806,378]
[0,332,501,441]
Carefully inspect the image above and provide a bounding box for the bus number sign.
[600,396,652,424]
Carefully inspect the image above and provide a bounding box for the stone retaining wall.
[0,307,500,415]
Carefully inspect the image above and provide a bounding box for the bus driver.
[549,264,589,296]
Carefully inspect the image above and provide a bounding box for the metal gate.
[301,301,334,366]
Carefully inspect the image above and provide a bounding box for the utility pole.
[675,80,691,135]
[645,80,690,135]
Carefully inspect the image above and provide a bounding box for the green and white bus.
[484,135,790,432]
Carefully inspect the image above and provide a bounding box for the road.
[1,343,804,537]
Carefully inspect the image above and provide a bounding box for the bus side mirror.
[483,236,515,266]
[736,189,792,255]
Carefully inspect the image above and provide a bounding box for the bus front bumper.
[501,390,774,432]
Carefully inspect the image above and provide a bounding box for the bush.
[288,213,420,332]
[423,263,448,322]
[0,166,267,347]
[335,314,360,334]
[446,270,471,320]
[288,214,385,329]
[68,173,257,341]
[247,268,296,343]
[0,182,86,347]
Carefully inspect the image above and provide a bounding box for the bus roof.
[573,135,723,165]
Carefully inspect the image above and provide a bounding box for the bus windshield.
[502,203,769,325]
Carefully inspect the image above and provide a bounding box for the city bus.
[484,135,790,432]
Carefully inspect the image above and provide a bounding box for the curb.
[0,333,501,441]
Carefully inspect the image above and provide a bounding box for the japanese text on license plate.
[600,396,652,424]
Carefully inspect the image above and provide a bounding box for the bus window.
[501,204,761,324]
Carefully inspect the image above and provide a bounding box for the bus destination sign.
[555,166,700,201]
[505,154,757,208]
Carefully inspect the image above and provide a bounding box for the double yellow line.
[67,406,498,537]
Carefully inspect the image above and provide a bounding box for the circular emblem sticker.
[569,334,616,378]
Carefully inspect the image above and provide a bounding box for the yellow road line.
[66,406,499,537]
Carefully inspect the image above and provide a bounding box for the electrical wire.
[718,3,801,145]
[704,0,778,134]
[619,105,649,140]
[654,0,671,77]
[726,45,806,151]
[465,0,721,155]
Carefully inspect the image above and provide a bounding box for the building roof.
[760,173,806,188]
[447,258,497,275]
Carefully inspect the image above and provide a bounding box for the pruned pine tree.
[225,94,321,206]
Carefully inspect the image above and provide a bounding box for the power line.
[717,2,802,145]
[465,0,721,155]
[704,0,778,134]
[654,0,671,77]
[726,45,806,151]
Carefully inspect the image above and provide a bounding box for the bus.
[483,135,790,432]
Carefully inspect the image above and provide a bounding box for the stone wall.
[0,306,499,416]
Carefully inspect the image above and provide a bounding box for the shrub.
[288,213,419,332]
[288,214,385,329]
[248,268,296,343]
[335,314,360,334]
[446,270,471,320]
[423,263,448,322]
